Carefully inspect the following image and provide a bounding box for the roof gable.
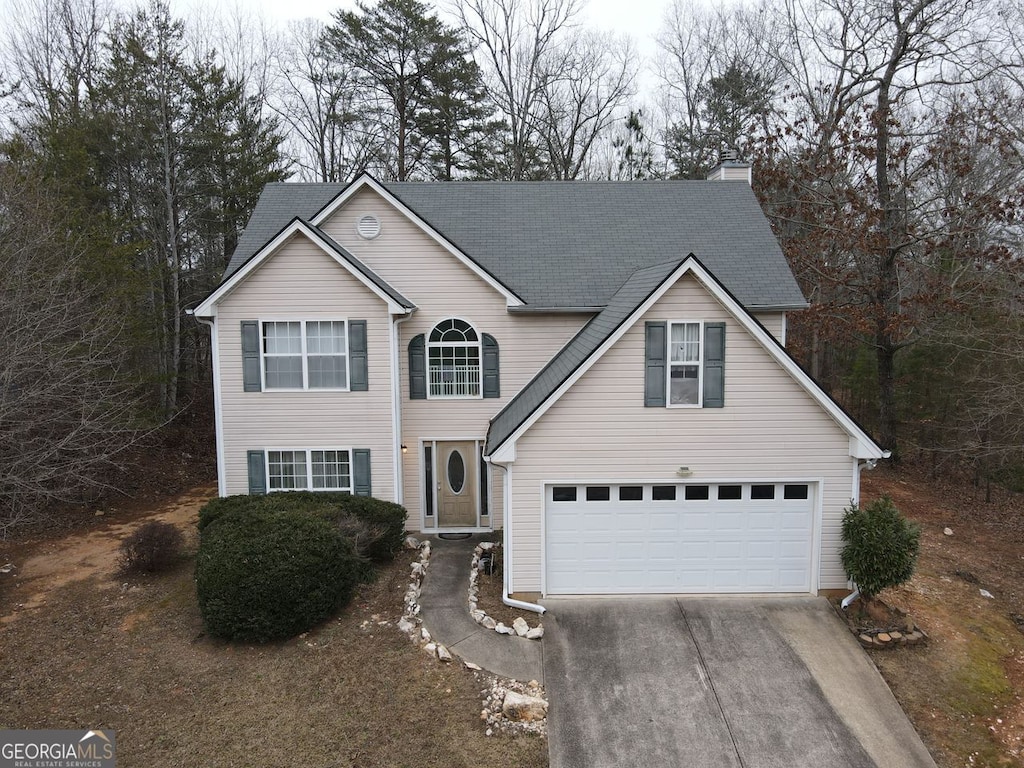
[309,175,524,307]
[485,256,887,462]
[193,218,415,317]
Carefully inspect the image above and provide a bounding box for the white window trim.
[265,447,353,493]
[667,320,703,408]
[260,318,350,392]
[426,317,483,400]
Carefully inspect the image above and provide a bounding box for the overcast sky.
[236,0,669,46]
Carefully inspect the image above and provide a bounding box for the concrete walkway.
[417,535,544,683]
[541,597,936,768]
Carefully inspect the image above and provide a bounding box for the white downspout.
[842,457,880,609]
[491,459,545,615]
[191,312,226,497]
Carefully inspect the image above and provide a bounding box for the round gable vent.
[357,214,381,239]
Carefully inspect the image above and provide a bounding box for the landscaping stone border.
[468,542,543,640]
[830,599,929,650]
[390,537,548,736]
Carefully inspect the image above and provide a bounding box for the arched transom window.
[428,318,481,398]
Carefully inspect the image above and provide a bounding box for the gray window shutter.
[247,450,266,494]
[703,322,726,408]
[409,334,426,399]
[644,322,667,407]
[241,321,261,392]
[482,333,500,398]
[353,449,372,496]
[349,320,368,391]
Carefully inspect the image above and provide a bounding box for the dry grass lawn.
[862,467,1024,767]
[0,491,546,768]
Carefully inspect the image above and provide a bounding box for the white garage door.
[545,482,815,594]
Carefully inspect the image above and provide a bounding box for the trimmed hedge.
[195,507,370,642]
[840,496,920,600]
[198,492,405,561]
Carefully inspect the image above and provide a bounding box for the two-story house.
[192,162,887,601]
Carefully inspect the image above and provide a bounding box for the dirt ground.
[0,488,546,768]
[861,464,1024,768]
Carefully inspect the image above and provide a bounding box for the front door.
[437,441,478,527]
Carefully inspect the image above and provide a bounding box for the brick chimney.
[707,147,752,185]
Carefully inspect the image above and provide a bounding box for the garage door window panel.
[652,485,677,501]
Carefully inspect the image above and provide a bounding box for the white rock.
[421,542,431,557]
[512,617,530,637]
[403,535,421,550]
[944,527,954,536]
[482,616,497,630]
[420,627,431,642]
[980,589,995,599]
[465,661,482,671]
[436,644,453,662]
[502,691,548,722]
[470,609,486,622]
[0,563,15,574]
[495,623,514,635]
[397,617,416,634]
[424,642,437,655]
[479,541,496,551]
[411,562,424,576]
[526,626,544,640]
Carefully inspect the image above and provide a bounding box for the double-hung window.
[669,321,702,406]
[267,449,351,492]
[262,320,348,390]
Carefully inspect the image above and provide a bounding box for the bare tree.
[762,0,1008,451]
[3,0,110,128]
[655,0,783,176]
[0,162,142,535]
[454,0,580,178]
[268,19,377,181]
[536,29,636,179]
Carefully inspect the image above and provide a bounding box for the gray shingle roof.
[224,179,807,311]
[485,257,684,455]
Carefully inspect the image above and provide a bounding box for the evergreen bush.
[840,496,920,600]
[195,507,370,642]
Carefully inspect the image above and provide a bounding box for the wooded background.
[2,0,1022,531]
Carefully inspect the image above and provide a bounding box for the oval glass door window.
[447,450,466,494]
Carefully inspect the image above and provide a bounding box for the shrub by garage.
[195,504,373,642]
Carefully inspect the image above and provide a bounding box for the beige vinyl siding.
[752,311,785,343]
[508,273,855,593]
[321,187,584,528]
[216,233,395,498]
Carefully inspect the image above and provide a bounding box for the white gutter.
[490,459,545,615]
[391,312,413,506]
[842,457,881,609]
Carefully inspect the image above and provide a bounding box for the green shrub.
[198,492,405,561]
[195,508,371,642]
[840,496,920,600]
[119,520,184,574]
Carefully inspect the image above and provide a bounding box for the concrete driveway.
[541,597,936,768]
